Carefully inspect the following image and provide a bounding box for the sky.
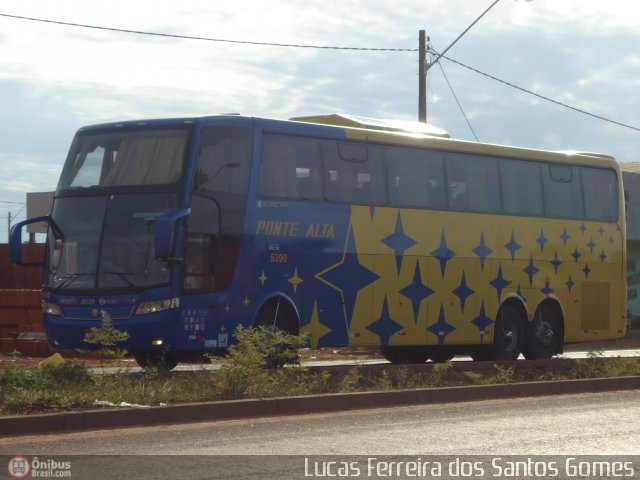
[1,0,639,240]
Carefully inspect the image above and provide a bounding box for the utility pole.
[418,30,426,123]
[418,0,512,123]
[7,211,10,243]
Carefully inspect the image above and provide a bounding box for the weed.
[339,367,362,393]
[395,367,428,390]
[430,361,453,385]
[375,370,393,391]
[492,363,515,384]
[215,325,310,399]
[464,371,486,385]
[84,310,130,372]
[573,351,608,379]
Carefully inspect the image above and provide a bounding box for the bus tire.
[134,350,179,371]
[254,297,300,367]
[523,302,562,360]
[380,345,429,364]
[493,303,524,360]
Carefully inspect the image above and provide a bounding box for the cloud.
[0,0,638,182]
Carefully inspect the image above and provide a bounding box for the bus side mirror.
[154,208,190,262]
[10,216,51,265]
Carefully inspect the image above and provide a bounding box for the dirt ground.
[1,329,639,370]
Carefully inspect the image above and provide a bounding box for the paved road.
[2,390,639,455]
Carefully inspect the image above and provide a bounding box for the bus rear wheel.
[523,303,562,360]
[134,350,179,370]
[493,303,524,360]
[380,345,429,364]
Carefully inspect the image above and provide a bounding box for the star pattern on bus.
[303,301,332,348]
[550,252,562,274]
[315,224,380,325]
[431,231,456,277]
[246,204,621,351]
[399,261,433,323]
[599,250,607,263]
[490,265,511,301]
[537,229,548,252]
[382,211,417,272]
[572,247,582,263]
[288,268,303,293]
[516,285,527,303]
[504,231,521,261]
[471,302,493,341]
[428,305,455,345]
[472,232,492,270]
[367,296,403,345]
[452,272,474,313]
[523,255,539,287]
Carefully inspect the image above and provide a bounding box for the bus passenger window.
[446,154,500,213]
[582,167,618,221]
[543,165,584,219]
[323,141,384,205]
[260,134,321,200]
[500,159,543,216]
[385,146,444,209]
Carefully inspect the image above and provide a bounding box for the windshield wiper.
[101,271,137,288]
[53,273,94,290]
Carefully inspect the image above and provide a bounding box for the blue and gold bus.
[11,113,626,368]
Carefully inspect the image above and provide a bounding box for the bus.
[10,113,626,368]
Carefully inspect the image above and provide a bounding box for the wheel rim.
[536,318,555,347]
[501,317,518,352]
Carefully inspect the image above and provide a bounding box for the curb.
[2,376,639,436]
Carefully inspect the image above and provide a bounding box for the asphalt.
[1,375,639,437]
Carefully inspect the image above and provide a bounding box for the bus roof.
[75,113,617,169]
[290,113,451,138]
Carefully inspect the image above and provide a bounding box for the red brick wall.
[0,243,45,289]
[0,244,50,356]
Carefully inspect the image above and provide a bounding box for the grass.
[1,336,640,416]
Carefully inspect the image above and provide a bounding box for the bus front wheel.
[254,298,300,367]
[134,350,179,371]
[523,303,562,360]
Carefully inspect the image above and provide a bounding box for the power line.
[425,0,500,74]
[436,61,480,142]
[437,51,640,134]
[2,12,639,133]
[0,13,415,52]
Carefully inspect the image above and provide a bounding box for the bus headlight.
[42,301,63,316]
[135,298,179,315]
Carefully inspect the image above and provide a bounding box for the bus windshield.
[46,193,179,291]
[58,128,189,189]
